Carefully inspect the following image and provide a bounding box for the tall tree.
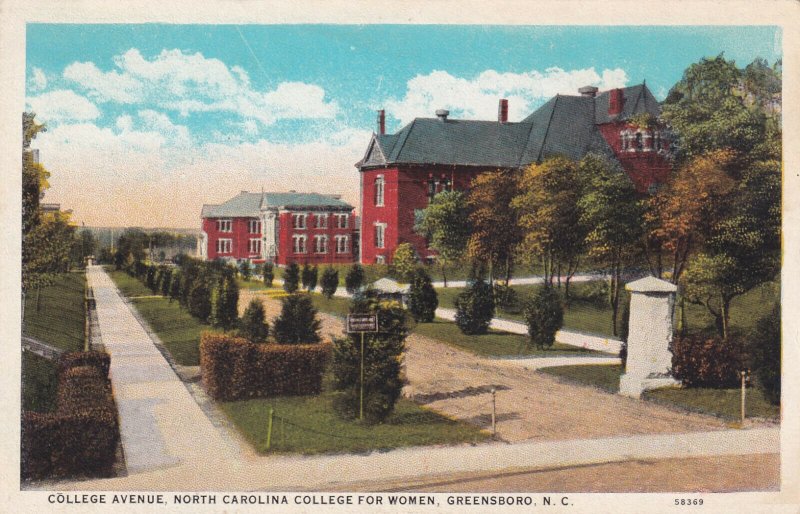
[512,156,587,295]
[577,154,644,336]
[466,169,522,286]
[414,190,471,287]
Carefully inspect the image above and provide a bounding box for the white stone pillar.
[619,276,681,398]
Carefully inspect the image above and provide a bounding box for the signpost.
[346,314,378,420]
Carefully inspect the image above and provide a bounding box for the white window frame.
[217,219,232,232]
[292,234,307,254]
[314,235,328,254]
[336,213,349,229]
[335,235,349,254]
[315,213,328,229]
[248,238,261,255]
[249,219,261,234]
[216,238,232,254]
[292,213,307,230]
[374,175,385,207]
[375,223,386,249]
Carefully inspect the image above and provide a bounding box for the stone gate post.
[619,276,681,398]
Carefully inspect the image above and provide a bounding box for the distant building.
[200,191,357,266]
[356,83,672,264]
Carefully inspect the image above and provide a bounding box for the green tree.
[283,262,300,293]
[332,290,407,423]
[239,260,253,281]
[210,274,239,330]
[238,299,269,344]
[169,270,181,303]
[159,268,172,297]
[577,154,644,336]
[414,190,471,287]
[523,287,564,350]
[454,278,495,335]
[320,266,339,299]
[407,267,438,323]
[512,156,587,295]
[345,263,365,294]
[262,262,274,287]
[466,170,522,286]
[301,264,318,291]
[748,303,780,405]
[188,281,212,322]
[391,243,417,283]
[272,294,321,344]
[22,211,77,291]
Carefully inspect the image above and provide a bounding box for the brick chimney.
[377,109,385,135]
[498,99,508,123]
[609,88,624,116]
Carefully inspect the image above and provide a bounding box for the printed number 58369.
[675,499,703,506]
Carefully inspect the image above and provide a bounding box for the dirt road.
[241,291,729,443]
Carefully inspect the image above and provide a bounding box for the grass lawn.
[412,320,604,358]
[109,269,156,297]
[220,387,489,455]
[23,272,86,351]
[309,292,351,319]
[540,364,780,420]
[108,270,217,366]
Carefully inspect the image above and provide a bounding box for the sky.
[25,24,781,228]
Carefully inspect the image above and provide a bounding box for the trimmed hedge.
[670,334,744,388]
[200,332,330,401]
[21,353,119,480]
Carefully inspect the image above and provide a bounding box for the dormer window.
[634,132,643,151]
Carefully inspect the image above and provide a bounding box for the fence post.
[740,370,747,426]
[266,407,274,450]
[491,388,496,437]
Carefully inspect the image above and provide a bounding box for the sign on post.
[347,314,378,333]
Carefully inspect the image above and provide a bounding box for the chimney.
[609,88,624,116]
[435,109,449,122]
[498,99,508,123]
[579,85,598,98]
[377,109,385,135]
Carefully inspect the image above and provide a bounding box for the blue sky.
[25,24,781,227]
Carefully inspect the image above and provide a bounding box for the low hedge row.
[21,352,119,480]
[200,332,330,401]
[670,334,745,388]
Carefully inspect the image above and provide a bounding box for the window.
[292,213,307,229]
[216,238,232,254]
[292,235,307,254]
[376,255,385,264]
[335,235,349,254]
[315,213,328,228]
[248,238,261,254]
[217,219,232,232]
[336,213,349,229]
[635,132,643,151]
[374,175,385,206]
[375,223,386,249]
[314,235,328,254]
[249,219,261,234]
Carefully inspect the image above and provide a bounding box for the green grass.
[23,273,86,351]
[108,270,215,366]
[412,320,604,357]
[309,293,352,318]
[220,388,489,455]
[22,353,59,413]
[109,269,156,297]
[540,364,780,420]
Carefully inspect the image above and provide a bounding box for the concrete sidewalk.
[86,266,243,475]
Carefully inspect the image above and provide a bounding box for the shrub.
[160,268,172,297]
[272,294,322,344]
[302,264,318,291]
[748,304,780,405]
[200,333,329,401]
[619,298,630,367]
[573,280,609,306]
[320,266,339,299]
[262,262,274,287]
[523,287,564,350]
[454,278,495,335]
[169,270,182,303]
[407,267,438,323]
[210,275,239,329]
[188,281,212,322]
[283,262,300,293]
[391,243,417,283]
[239,260,253,281]
[332,291,407,423]
[145,265,158,293]
[493,283,521,313]
[239,299,269,344]
[345,264,365,294]
[670,334,744,388]
[21,352,119,480]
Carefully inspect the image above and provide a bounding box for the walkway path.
[85,266,243,474]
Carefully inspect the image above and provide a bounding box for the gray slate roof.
[202,191,353,218]
[358,84,659,170]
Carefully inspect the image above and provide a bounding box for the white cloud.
[28,67,48,91]
[63,48,338,126]
[386,67,629,125]
[26,89,100,122]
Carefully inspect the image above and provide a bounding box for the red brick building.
[356,83,672,264]
[200,191,357,266]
